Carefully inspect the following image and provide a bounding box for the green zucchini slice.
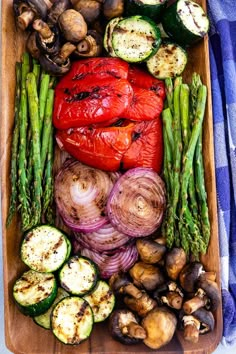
[13,269,57,317]
[21,225,71,273]
[104,17,123,57]
[59,255,98,296]
[83,280,115,323]
[34,287,69,329]
[125,0,168,22]
[162,0,209,47]
[147,41,187,79]
[51,296,94,345]
[112,15,161,63]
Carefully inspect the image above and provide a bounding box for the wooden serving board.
[0,1,223,353]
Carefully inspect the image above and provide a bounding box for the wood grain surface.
[0,0,223,353]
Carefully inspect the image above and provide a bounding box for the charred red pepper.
[128,65,166,100]
[53,77,133,129]
[121,85,164,121]
[56,118,163,172]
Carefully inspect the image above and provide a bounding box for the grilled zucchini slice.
[21,225,71,273]
[51,296,94,345]
[147,41,187,79]
[59,255,98,296]
[162,0,209,47]
[34,287,69,329]
[83,280,115,323]
[112,15,161,63]
[104,17,123,57]
[13,269,57,317]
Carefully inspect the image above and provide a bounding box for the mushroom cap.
[196,278,221,312]
[47,0,71,25]
[179,262,204,293]
[192,308,215,334]
[142,307,177,349]
[13,0,48,20]
[165,247,187,281]
[108,309,143,345]
[35,25,61,55]
[58,9,88,43]
[129,262,165,291]
[109,272,131,294]
[136,238,166,264]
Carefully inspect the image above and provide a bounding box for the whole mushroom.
[136,238,166,264]
[141,307,177,349]
[129,261,165,291]
[109,309,147,345]
[72,0,102,24]
[75,30,103,57]
[179,262,205,293]
[103,0,124,20]
[33,19,60,55]
[13,0,49,30]
[47,0,71,25]
[153,281,184,310]
[58,9,87,42]
[165,247,187,281]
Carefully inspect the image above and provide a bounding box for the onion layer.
[54,158,120,232]
[77,242,138,279]
[74,222,130,252]
[106,167,166,237]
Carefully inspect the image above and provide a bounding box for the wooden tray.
[1,1,223,353]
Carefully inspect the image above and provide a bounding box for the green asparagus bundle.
[162,73,210,258]
[7,54,55,231]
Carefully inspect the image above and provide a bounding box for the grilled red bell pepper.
[56,118,163,172]
[53,77,133,129]
[121,85,164,121]
[128,65,166,100]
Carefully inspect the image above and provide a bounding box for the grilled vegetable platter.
[1,0,223,353]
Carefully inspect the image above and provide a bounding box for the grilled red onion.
[54,158,120,232]
[78,242,138,278]
[74,222,130,252]
[106,167,166,237]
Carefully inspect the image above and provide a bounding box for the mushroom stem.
[55,42,76,65]
[161,292,183,310]
[124,283,143,299]
[17,9,35,30]
[122,321,147,340]
[183,289,208,314]
[183,316,201,343]
[33,19,54,39]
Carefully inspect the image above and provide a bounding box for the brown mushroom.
[75,30,103,57]
[33,19,60,55]
[103,0,124,20]
[39,42,76,76]
[47,0,71,25]
[109,309,147,345]
[72,0,102,24]
[141,307,177,349]
[129,261,165,291]
[183,279,220,314]
[124,291,157,318]
[179,308,215,343]
[165,247,187,281]
[13,0,48,31]
[58,9,87,42]
[136,238,166,264]
[109,272,143,299]
[179,262,205,293]
[153,281,184,310]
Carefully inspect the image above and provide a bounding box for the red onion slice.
[107,167,166,237]
[78,242,138,279]
[74,222,130,252]
[54,158,120,232]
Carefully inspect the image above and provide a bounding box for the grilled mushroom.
[33,19,60,55]
[183,278,220,314]
[47,0,71,25]
[136,238,166,264]
[72,0,102,24]
[103,0,124,20]
[75,30,103,57]
[39,42,76,76]
[58,9,88,42]
[179,262,205,293]
[13,0,48,30]
[109,272,143,299]
[129,261,165,291]
[165,247,187,281]
[153,281,184,310]
[109,309,146,345]
[124,291,157,318]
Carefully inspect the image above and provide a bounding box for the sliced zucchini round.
[34,287,69,329]
[13,269,57,317]
[104,17,123,57]
[59,255,98,296]
[83,280,115,323]
[162,0,209,47]
[51,296,94,345]
[125,0,168,22]
[112,15,161,63]
[147,41,187,79]
[21,225,71,273]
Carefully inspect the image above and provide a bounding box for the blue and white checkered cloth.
[207,0,236,347]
